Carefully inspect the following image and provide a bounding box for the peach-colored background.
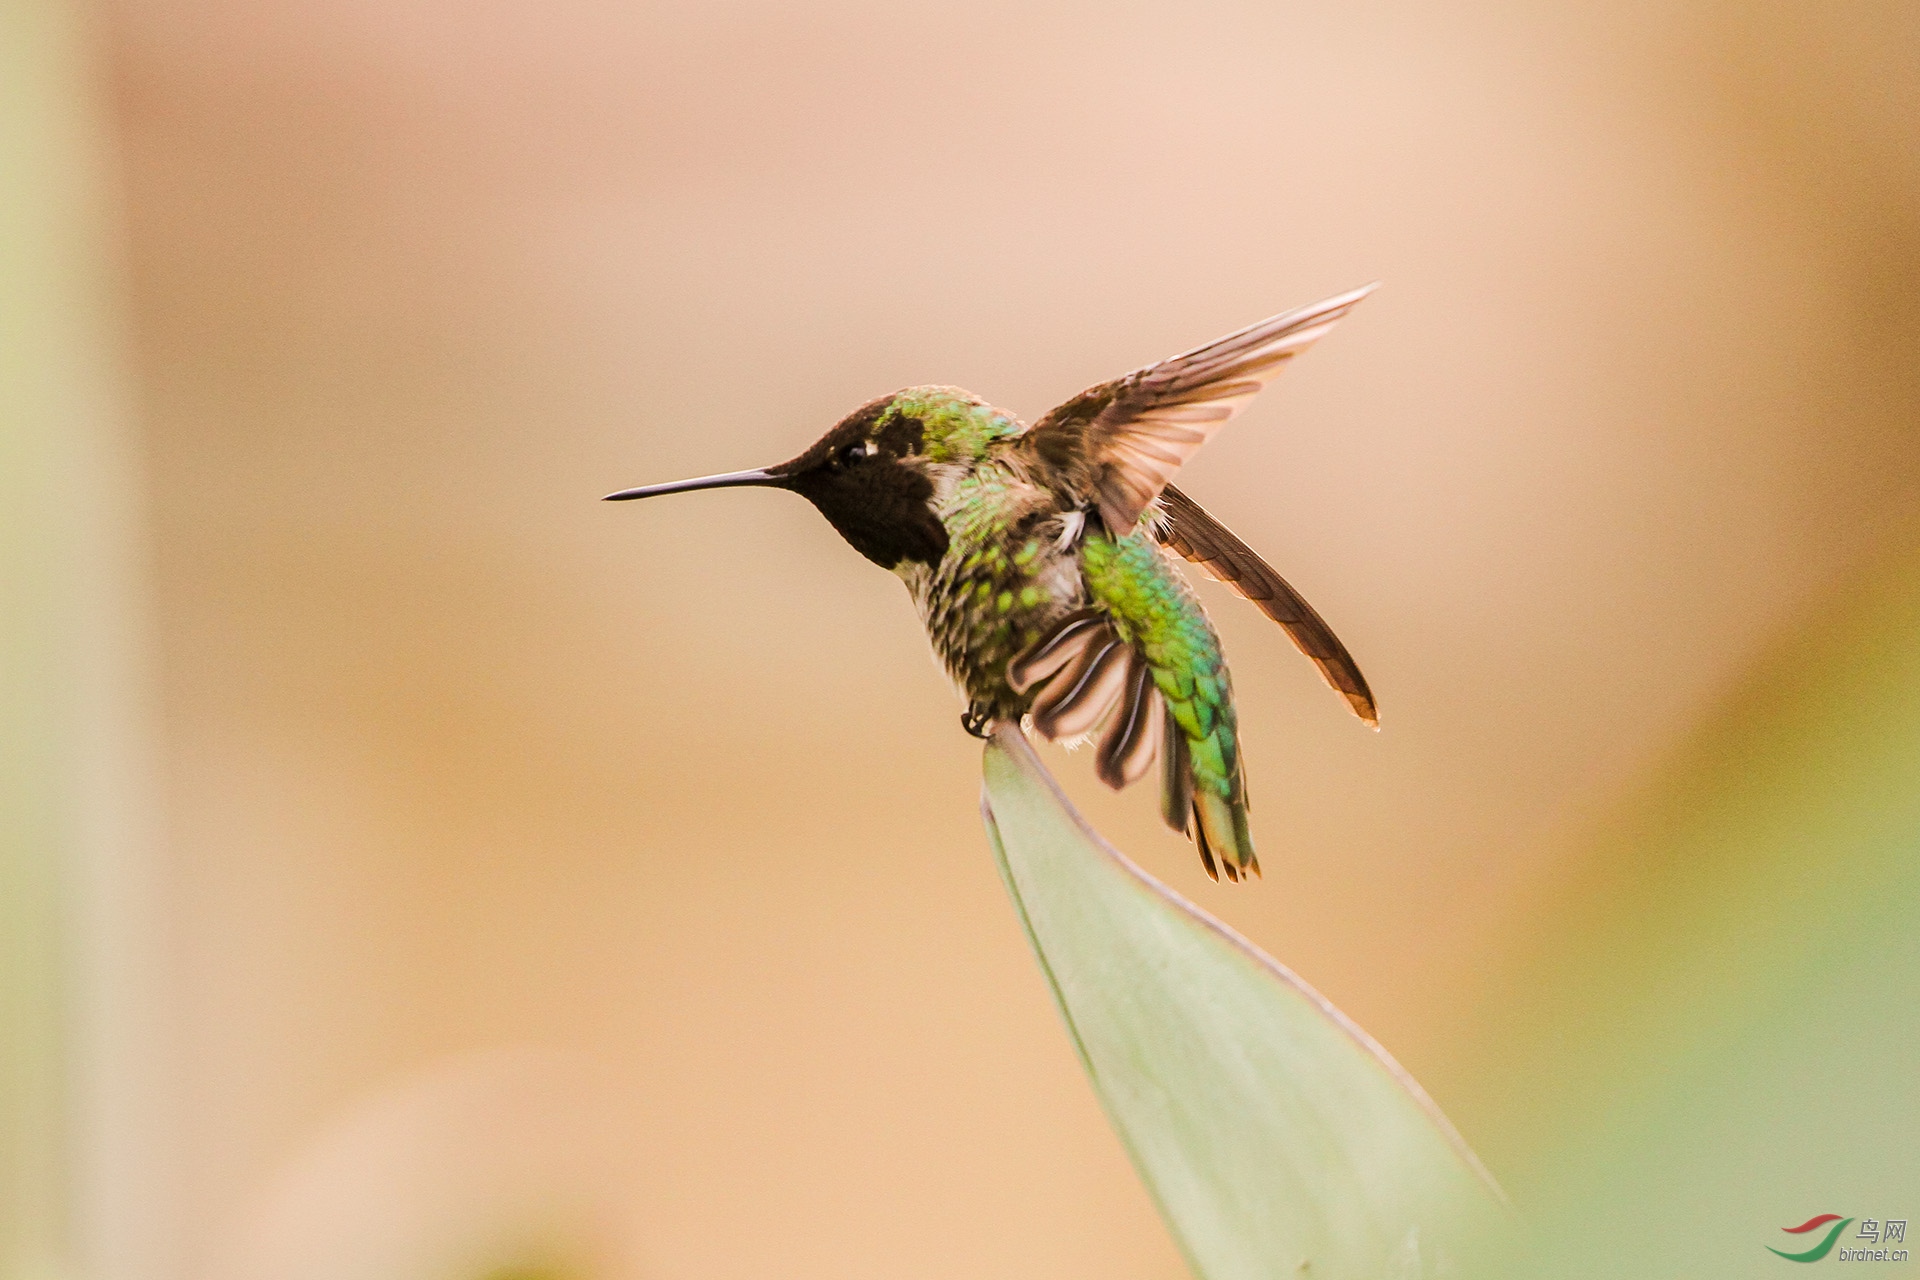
[90,0,1920,1274]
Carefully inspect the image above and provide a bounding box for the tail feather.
[1193,807,1224,882]
[1007,608,1104,693]
[1192,788,1258,880]
[1031,636,1128,738]
[1016,608,1257,883]
[1159,721,1193,833]
[1095,654,1163,788]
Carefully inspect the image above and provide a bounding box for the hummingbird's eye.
[837,441,872,468]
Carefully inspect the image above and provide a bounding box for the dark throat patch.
[787,456,947,570]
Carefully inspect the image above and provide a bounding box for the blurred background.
[4,0,1916,1276]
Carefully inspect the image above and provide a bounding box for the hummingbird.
[606,286,1379,882]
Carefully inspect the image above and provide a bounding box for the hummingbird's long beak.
[602,468,786,502]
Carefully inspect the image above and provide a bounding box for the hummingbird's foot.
[960,706,994,739]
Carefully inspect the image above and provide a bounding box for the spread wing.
[1021,284,1376,534]
[1157,484,1378,727]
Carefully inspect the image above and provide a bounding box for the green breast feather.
[916,463,1072,704]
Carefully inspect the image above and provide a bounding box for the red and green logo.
[1770,1215,1853,1262]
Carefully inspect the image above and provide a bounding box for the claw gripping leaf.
[981,726,1510,1280]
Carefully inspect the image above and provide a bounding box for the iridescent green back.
[1080,530,1246,813]
[884,386,1023,463]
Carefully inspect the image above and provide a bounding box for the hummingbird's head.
[606,388,1015,571]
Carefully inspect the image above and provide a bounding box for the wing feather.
[1156,484,1378,727]
[1024,284,1377,532]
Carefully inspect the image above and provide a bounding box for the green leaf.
[982,727,1511,1280]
